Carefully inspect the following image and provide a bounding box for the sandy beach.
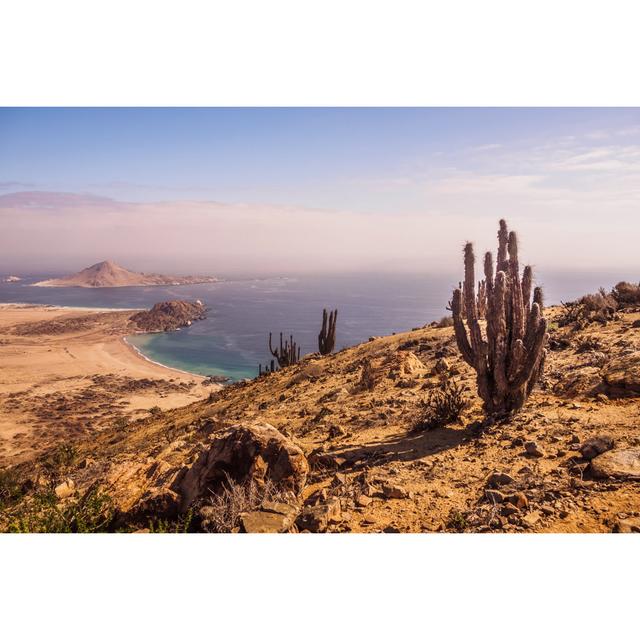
[0,304,213,466]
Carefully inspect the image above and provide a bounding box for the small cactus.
[318,308,338,355]
[269,332,301,368]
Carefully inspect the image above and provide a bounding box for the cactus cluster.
[318,308,338,355]
[451,219,548,416]
[269,332,301,368]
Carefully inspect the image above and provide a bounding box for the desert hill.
[130,300,207,332]
[2,301,639,533]
[32,260,218,288]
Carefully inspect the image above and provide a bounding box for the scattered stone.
[524,441,545,458]
[486,472,515,488]
[240,502,299,533]
[613,517,640,533]
[501,503,520,516]
[54,479,76,499]
[522,511,541,527]
[570,435,580,444]
[356,495,373,507]
[580,435,614,460]
[541,505,555,516]
[601,354,640,397]
[382,484,411,499]
[589,448,640,480]
[484,489,505,503]
[296,498,342,533]
[505,492,529,509]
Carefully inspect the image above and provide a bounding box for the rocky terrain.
[129,300,206,332]
[32,260,218,288]
[2,302,639,533]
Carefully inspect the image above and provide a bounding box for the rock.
[553,367,603,398]
[397,352,427,376]
[356,495,372,507]
[486,472,515,488]
[540,505,555,516]
[328,424,347,439]
[179,423,309,510]
[613,517,640,533]
[54,479,76,499]
[308,448,345,470]
[501,503,520,516]
[382,484,411,499]
[130,487,181,522]
[522,511,541,527]
[524,441,545,458]
[240,502,299,533]
[296,498,342,532]
[505,492,529,509]
[589,448,640,480]
[580,435,614,460]
[570,434,580,444]
[632,320,640,329]
[601,354,640,397]
[484,489,505,503]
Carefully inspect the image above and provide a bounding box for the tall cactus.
[269,332,301,368]
[451,219,548,416]
[318,308,338,355]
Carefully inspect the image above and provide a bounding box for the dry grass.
[199,476,295,533]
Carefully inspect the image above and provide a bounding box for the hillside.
[32,260,218,288]
[2,303,639,533]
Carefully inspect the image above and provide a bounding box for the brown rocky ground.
[1,305,639,533]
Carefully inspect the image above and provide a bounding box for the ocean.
[0,270,633,381]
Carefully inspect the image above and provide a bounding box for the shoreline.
[122,336,208,380]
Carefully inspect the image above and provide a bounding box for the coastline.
[123,335,207,380]
[0,303,213,466]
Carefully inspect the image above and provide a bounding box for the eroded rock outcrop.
[178,422,309,510]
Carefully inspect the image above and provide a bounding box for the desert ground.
[0,304,212,467]
[1,301,639,533]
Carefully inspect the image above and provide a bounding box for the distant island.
[32,260,218,288]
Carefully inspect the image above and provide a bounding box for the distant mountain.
[32,261,218,288]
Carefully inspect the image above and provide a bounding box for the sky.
[1,107,640,275]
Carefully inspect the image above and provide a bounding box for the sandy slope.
[0,305,213,466]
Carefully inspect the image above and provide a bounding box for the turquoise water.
[0,270,633,381]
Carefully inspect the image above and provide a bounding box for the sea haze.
[0,271,632,380]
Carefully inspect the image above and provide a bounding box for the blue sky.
[2,107,639,209]
[1,108,640,273]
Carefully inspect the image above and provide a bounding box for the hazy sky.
[1,107,640,275]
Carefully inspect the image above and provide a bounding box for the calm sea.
[0,271,633,380]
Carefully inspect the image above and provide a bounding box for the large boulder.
[589,448,640,480]
[601,354,640,397]
[179,423,308,510]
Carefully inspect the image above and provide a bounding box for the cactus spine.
[269,332,301,368]
[451,219,548,416]
[318,308,338,355]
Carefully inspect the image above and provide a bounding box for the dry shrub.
[436,315,454,328]
[559,289,617,328]
[200,476,295,533]
[415,378,467,431]
[611,281,640,308]
[575,336,602,353]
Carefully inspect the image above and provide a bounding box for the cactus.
[318,308,338,355]
[269,332,301,368]
[451,219,548,416]
[258,359,276,377]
